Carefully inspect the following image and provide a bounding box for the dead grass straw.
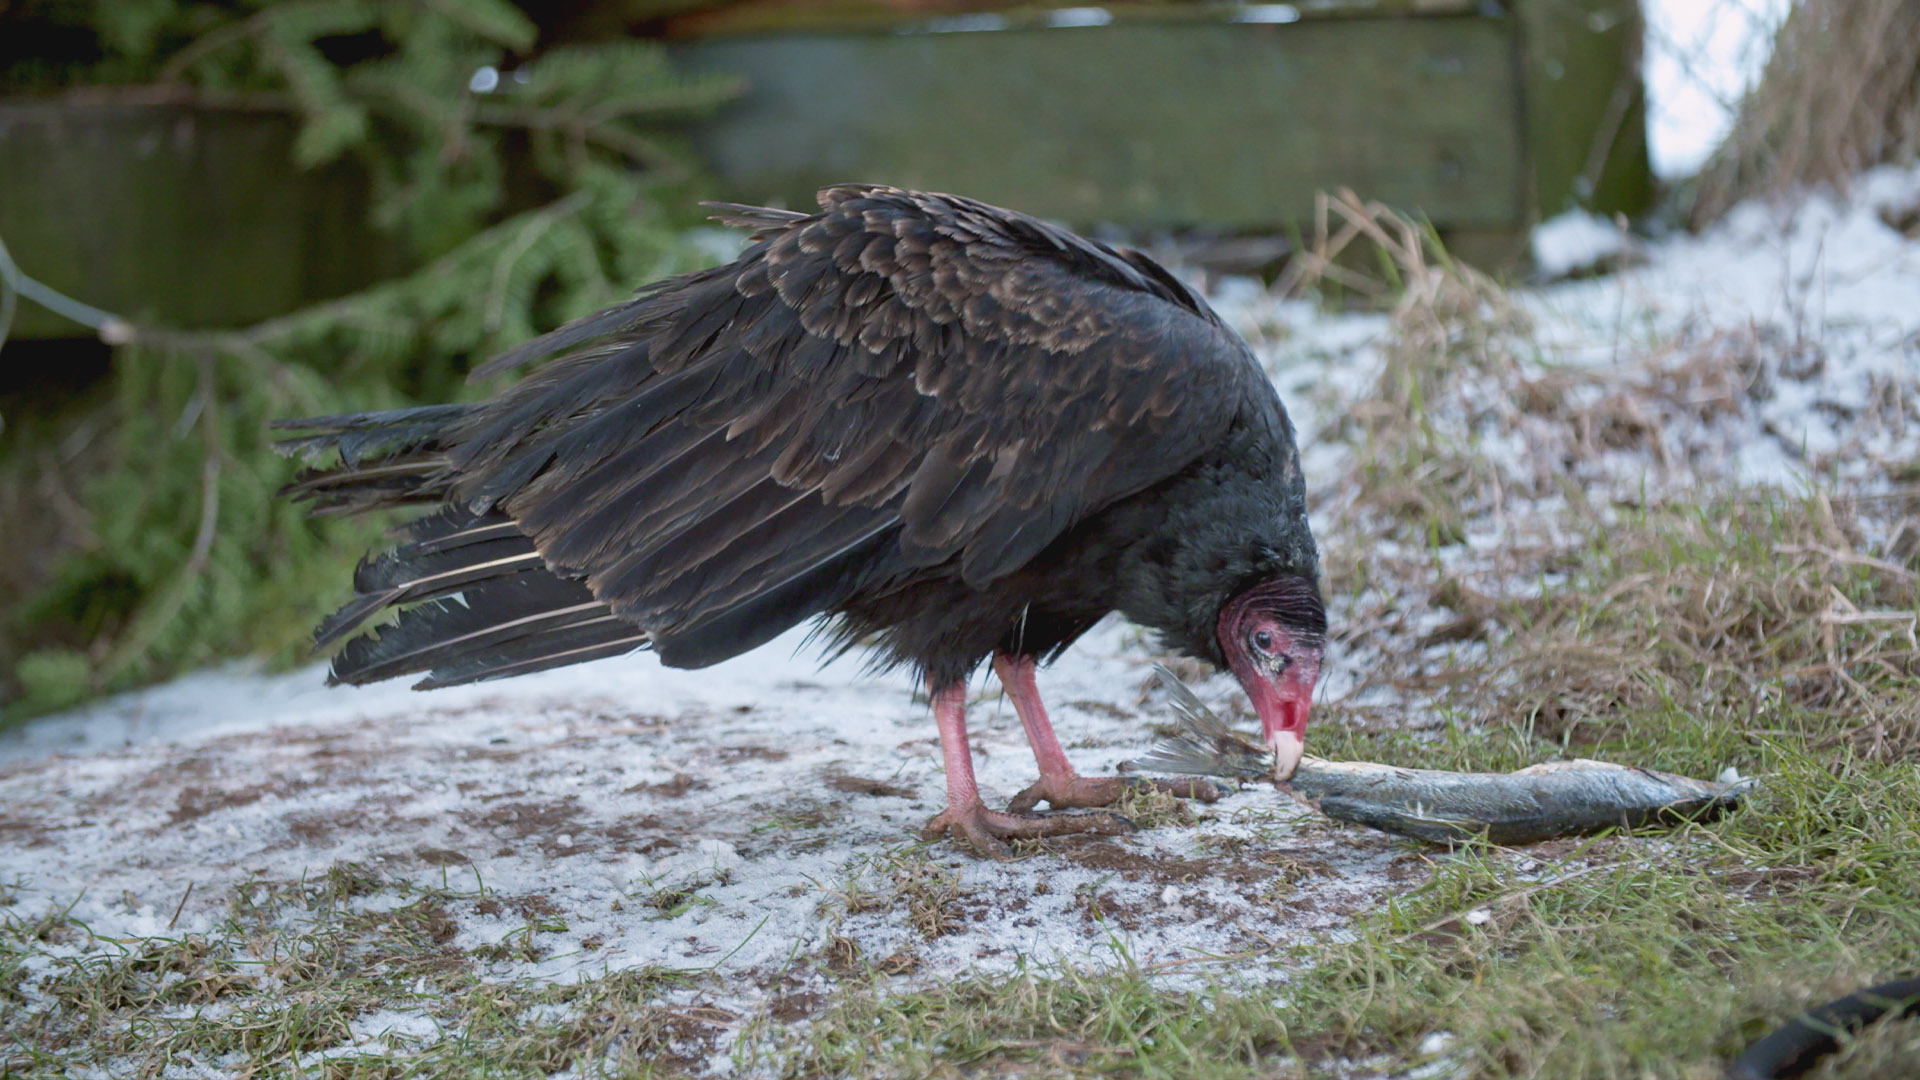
[1691,0,1920,227]
[1280,189,1920,770]
[1494,495,1920,759]
[1281,190,1531,547]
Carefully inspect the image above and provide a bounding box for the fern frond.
[420,0,537,51]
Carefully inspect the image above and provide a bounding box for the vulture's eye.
[1252,630,1275,654]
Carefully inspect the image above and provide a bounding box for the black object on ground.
[1724,976,1920,1080]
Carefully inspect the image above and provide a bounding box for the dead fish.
[1130,665,1752,845]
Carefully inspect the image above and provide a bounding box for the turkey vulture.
[276,186,1325,856]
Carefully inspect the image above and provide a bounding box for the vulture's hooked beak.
[1241,647,1322,782]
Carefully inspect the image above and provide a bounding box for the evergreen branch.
[48,85,704,173]
[94,357,224,689]
[467,100,693,172]
[155,6,281,84]
[0,227,133,348]
[577,78,749,126]
[266,190,594,348]
[347,68,472,140]
[103,190,598,362]
[2,1,724,717]
[418,0,537,51]
[157,0,383,84]
[486,199,574,334]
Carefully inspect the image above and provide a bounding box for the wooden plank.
[674,15,1527,230]
[1515,0,1653,218]
[0,102,403,339]
[664,0,1480,40]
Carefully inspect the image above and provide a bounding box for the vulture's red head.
[1218,575,1326,781]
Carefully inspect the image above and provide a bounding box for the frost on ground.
[4,168,1917,1075]
[2,627,1407,1073]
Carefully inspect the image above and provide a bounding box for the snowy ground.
[0,621,1405,1048]
[4,168,1917,1073]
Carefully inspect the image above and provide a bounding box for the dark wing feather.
[331,573,617,687]
[430,186,1259,667]
[311,507,633,689]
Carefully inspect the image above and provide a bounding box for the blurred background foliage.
[0,0,741,721]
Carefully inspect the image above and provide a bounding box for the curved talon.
[1007,774,1224,814]
[919,801,1132,859]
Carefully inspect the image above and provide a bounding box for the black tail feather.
[272,404,472,466]
[328,569,619,686]
[315,536,543,649]
[278,459,452,515]
[316,506,646,688]
[411,621,649,689]
[274,403,474,513]
[280,404,659,688]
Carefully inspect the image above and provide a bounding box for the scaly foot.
[1006,774,1223,814]
[919,799,1133,859]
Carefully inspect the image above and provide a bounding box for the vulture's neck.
[1111,404,1317,665]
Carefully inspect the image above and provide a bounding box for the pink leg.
[932,683,987,812]
[916,681,1130,858]
[994,654,1075,783]
[994,652,1224,814]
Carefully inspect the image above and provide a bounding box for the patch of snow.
[911,13,1008,33]
[1531,209,1627,280]
[1418,1032,1455,1055]
[1045,6,1113,28]
[350,1009,444,1046]
[0,617,1407,1071]
[1230,4,1300,24]
[1524,162,1920,491]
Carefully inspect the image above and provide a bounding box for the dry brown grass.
[1280,190,1532,545]
[1492,495,1920,759]
[1277,188,1920,771]
[1277,188,1518,335]
[1314,310,1920,759]
[1692,0,1920,226]
[888,851,969,939]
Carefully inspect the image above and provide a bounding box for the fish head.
[1218,575,1326,782]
